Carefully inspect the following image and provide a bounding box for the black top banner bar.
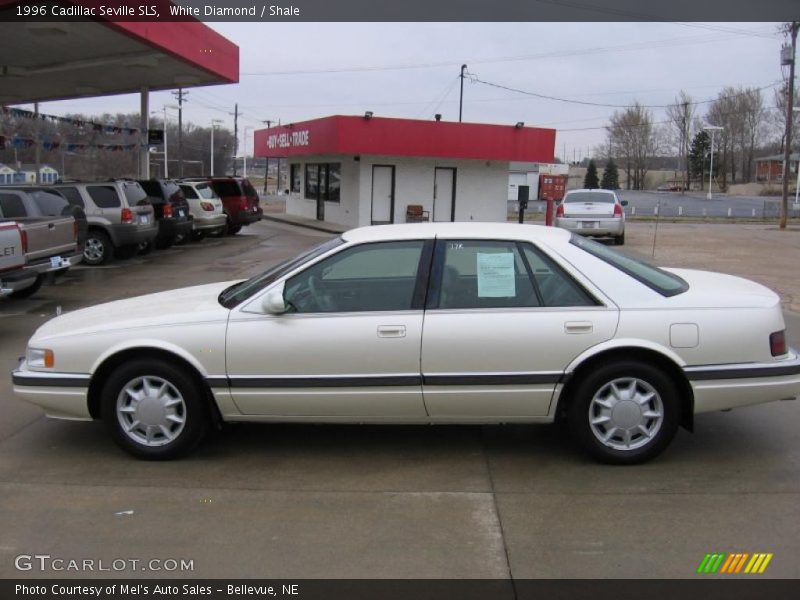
[1,0,799,22]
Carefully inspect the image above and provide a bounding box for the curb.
[260,214,345,235]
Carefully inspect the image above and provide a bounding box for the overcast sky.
[26,22,788,161]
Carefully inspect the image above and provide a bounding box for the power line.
[470,76,782,110]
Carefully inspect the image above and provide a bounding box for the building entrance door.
[371,165,395,224]
[433,167,456,222]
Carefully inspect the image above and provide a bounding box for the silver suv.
[54,181,158,265]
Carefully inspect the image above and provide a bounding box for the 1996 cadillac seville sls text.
[12,223,800,463]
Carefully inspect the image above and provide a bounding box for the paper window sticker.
[476,253,516,297]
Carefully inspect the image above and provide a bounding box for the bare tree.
[606,103,659,190]
[665,91,694,190]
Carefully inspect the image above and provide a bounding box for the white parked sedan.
[555,188,627,245]
[12,223,800,463]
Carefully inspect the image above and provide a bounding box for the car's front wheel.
[567,360,680,464]
[101,360,210,460]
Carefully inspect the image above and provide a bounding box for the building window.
[290,164,301,193]
[304,163,342,203]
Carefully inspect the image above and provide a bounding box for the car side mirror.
[262,285,287,314]
[620,200,628,206]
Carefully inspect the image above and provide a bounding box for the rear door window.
[180,185,199,199]
[213,180,243,197]
[30,190,69,216]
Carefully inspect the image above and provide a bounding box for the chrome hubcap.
[84,238,104,262]
[116,376,186,447]
[588,377,664,451]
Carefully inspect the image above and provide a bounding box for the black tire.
[226,221,242,236]
[614,232,625,245]
[567,360,680,465]
[114,244,139,260]
[138,241,154,256]
[100,359,211,460]
[190,230,206,242]
[8,275,44,299]
[155,236,175,250]
[83,230,113,266]
[174,232,190,245]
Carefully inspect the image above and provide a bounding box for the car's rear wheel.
[191,230,206,242]
[114,244,138,260]
[8,275,44,299]
[614,232,625,245]
[567,360,680,464]
[83,231,113,266]
[226,220,242,235]
[101,360,210,460]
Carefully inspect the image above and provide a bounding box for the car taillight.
[770,330,787,356]
[18,225,28,253]
[241,198,249,210]
[555,203,564,217]
[121,208,133,224]
[163,204,173,218]
[614,203,624,216]
[200,202,214,211]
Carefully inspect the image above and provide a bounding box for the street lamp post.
[793,107,800,208]
[242,126,254,177]
[152,105,179,178]
[210,119,223,176]
[703,125,723,200]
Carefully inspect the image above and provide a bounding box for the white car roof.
[342,222,573,245]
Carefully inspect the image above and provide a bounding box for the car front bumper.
[685,350,800,413]
[12,359,92,421]
[555,216,624,237]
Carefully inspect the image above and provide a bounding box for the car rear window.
[163,182,186,204]
[564,192,616,203]
[242,179,259,199]
[570,234,688,297]
[0,192,27,218]
[194,183,216,199]
[123,182,148,206]
[212,180,244,197]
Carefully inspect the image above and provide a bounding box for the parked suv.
[137,179,194,249]
[54,180,157,265]
[178,180,227,240]
[197,177,262,235]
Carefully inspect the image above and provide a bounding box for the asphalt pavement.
[0,219,798,580]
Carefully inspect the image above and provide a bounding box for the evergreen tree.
[600,159,619,190]
[689,131,711,190]
[584,159,600,189]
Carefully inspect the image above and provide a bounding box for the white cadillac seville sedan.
[12,223,800,463]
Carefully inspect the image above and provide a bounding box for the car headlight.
[27,348,54,369]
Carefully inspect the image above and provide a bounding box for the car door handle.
[377,325,406,338]
[565,321,593,334]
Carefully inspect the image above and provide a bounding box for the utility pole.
[172,89,188,178]
[231,104,240,176]
[459,64,467,123]
[780,21,799,230]
[682,101,689,194]
[34,102,40,184]
[262,120,273,193]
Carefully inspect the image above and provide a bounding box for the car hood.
[663,268,780,309]
[32,281,241,341]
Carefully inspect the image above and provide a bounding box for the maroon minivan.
[206,177,263,235]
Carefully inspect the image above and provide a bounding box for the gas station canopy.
[0,1,239,105]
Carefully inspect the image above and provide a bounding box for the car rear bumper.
[685,350,800,413]
[555,217,624,236]
[12,359,92,421]
[193,214,228,231]
[233,207,263,226]
[110,223,158,247]
[2,249,83,283]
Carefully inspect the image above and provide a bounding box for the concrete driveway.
[0,220,798,580]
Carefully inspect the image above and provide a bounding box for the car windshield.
[218,237,346,309]
[564,192,616,203]
[570,234,688,297]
